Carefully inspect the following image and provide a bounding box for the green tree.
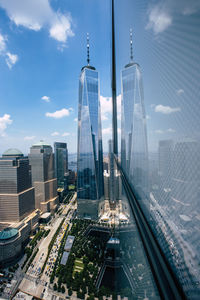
[61,286,65,293]
[68,289,72,296]
[53,283,57,291]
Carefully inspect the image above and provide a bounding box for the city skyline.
[1,0,199,154]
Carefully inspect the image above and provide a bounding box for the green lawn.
[73,258,84,276]
[68,185,75,190]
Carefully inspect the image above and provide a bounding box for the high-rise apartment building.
[54,142,68,190]
[77,36,104,219]
[29,141,59,213]
[0,148,35,222]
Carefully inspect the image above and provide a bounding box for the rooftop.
[32,140,51,147]
[2,148,23,157]
[0,227,18,240]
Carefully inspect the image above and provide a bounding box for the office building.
[77,35,104,219]
[29,141,59,213]
[54,142,68,191]
[0,149,39,265]
[0,148,35,222]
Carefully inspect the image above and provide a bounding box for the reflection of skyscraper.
[29,141,59,213]
[54,142,68,190]
[158,140,173,206]
[77,35,104,219]
[121,30,148,203]
[171,140,200,221]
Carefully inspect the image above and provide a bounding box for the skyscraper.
[77,35,104,219]
[121,30,148,207]
[0,148,35,222]
[0,148,40,265]
[29,141,59,213]
[54,142,68,191]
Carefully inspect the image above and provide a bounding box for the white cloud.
[0,33,18,68]
[100,96,112,121]
[24,135,35,140]
[49,13,74,43]
[62,132,70,137]
[155,128,175,134]
[155,129,164,134]
[100,94,121,121]
[0,0,74,45]
[146,1,200,35]
[0,33,6,52]
[155,104,181,114]
[41,95,50,102]
[0,114,13,136]
[6,52,18,69]
[74,118,78,122]
[167,128,175,133]
[176,89,184,95]
[45,108,71,119]
[51,131,59,136]
[146,5,172,34]
[102,127,112,135]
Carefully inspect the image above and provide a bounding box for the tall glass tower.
[121,30,148,207]
[77,35,104,220]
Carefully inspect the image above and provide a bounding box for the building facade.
[121,38,148,211]
[0,149,35,222]
[77,58,104,219]
[0,148,40,265]
[29,141,59,213]
[54,142,68,191]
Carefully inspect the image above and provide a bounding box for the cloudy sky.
[0,0,200,154]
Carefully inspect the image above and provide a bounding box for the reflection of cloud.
[24,135,35,140]
[0,114,13,136]
[155,104,180,114]
[146,4,172,34]
[146,1,200,35]
[155,128,175,134]
[155,129,164,134]
[176,89,184,95]
[41,95,50,102]
[74,118,78,122]
[51,131,59,136]
[146,114,151,120]
[0,0,74,45]
[167,128,175,133]
[45,108,72,119]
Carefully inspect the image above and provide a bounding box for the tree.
[61,286,65,293]
[68,288,72,296]
[53,283,57,291]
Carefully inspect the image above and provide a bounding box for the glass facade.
[77,66,104,219]
[54,142,68,190]
[115,0,200,298]
[121,62,149,212]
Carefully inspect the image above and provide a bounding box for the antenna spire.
[87,33,90,65]
[130,28,133,62]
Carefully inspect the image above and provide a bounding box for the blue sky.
[0,0,200,154]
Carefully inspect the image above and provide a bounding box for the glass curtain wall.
[115,0,200,298]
